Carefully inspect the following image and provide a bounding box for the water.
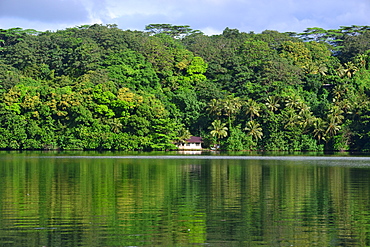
[1,151,370,246]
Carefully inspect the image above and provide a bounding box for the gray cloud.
[1,0,370,34]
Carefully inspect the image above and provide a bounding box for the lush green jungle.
[1,24,370,151]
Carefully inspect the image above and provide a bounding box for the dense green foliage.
[1,24,370,151]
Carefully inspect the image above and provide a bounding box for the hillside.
[1,24,370,151]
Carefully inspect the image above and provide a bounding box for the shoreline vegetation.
[1,24,370,152]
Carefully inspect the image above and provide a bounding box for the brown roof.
[186,136,203,143]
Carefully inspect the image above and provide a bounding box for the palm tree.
[176,127,192,145]
[222,95,242,126]
[245,120,263,141]
[343,61,358,78]
[326,119,341,137]
[285,94,303,110]
[297,103,311,115]
[285,110,300,129]
[317,63,328,76]
[337,99,352,114]
[328,105,344,125]
[336,65,346,78]
[354,53,367,69]
[265,95,280,112]
[207,99,222,117]
[332,84,347,101]
[303,62,327,76]
[245,98,261,120]
[299,109,315,131]
[325,105,344,138]
[209,119,228,148]
[312,117,327,142]
[303,62,317,74]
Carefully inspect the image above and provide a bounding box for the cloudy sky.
[0,0,369,35]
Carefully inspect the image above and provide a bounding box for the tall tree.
[244,99,261,120]
[245,120,263,141]
[145,24,202,38]
[209,119,228,149]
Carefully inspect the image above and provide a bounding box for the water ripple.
[26,155,370,161]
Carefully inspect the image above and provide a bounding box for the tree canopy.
[1,24,370,151]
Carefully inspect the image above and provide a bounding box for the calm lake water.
[1,151,370,246]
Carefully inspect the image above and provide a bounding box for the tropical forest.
[1,24,370,151]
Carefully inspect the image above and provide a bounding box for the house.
[177,136,203,150]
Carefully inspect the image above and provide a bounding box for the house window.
[196,143,200,146]
[186,143,190,146]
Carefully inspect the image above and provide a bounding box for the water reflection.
[0,154,370,246]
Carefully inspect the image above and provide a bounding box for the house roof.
[186,136,203,143]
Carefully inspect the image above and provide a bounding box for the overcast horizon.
[1,0,369,35]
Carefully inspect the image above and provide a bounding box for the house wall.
[177,142,202,150]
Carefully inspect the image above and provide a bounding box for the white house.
[177,136,203,150]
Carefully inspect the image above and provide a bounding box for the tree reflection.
[0,154,369,246]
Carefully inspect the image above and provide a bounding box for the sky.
[0,0,369,35]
